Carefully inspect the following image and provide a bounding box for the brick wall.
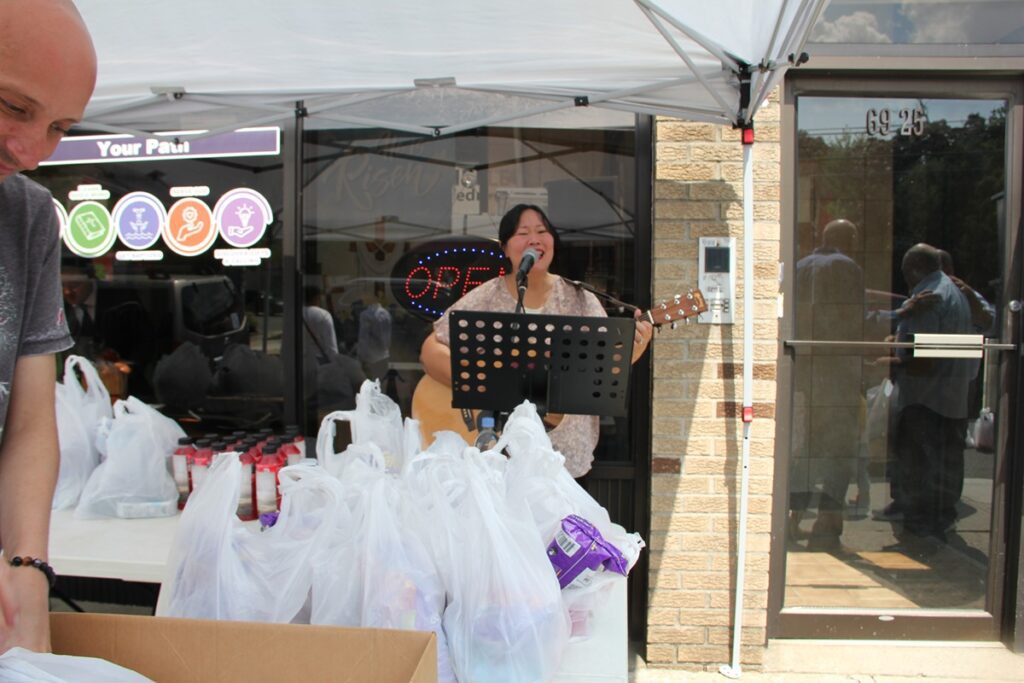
[647,92,782,670]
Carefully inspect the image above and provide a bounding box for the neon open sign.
[390,238,507,320]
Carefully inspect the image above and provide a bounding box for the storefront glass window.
[810,0,1024,46]
[300,123,639,464]
[30,140,287,434]
[784,93,1006,615]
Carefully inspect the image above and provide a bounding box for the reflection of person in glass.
[883,243,973,541]
[788,219,863,550]
[303,286,339,357]
[357,283,391,381]
[419,204,653,478]
[61,265,99,357]
[303,287,365,415]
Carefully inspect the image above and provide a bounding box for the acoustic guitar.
[412,289,707,446]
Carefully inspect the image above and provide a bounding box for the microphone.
[516,248,540,288]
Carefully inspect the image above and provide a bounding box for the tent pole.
[720,135,754,680]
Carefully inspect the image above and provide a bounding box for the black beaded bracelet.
[8,556,57,589]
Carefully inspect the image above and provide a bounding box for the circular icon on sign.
[214,188,273,248]
[164,197,215,256]
[52,199,68,238]
[64,201,115,258]
[113,192,165,250]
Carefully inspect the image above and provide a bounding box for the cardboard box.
[51,613,437,683]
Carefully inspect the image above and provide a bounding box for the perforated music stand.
[449,310,635,421]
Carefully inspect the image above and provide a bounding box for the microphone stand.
[560,277,640,315]
[515,273,528,314]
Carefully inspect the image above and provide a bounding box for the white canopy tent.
[76,0,822,135]
[72,1,827,676]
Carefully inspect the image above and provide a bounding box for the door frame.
[769,72,1024,641]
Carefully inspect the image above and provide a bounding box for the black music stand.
[449,310,635,431]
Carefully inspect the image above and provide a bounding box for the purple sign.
[113,192,165,250]
[214,188,273,248]
[41,127,280,166]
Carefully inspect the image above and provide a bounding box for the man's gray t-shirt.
[0,174,73,432]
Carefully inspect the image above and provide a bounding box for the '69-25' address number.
[866,107,926,137]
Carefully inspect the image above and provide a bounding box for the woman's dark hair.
[497,204,558,247]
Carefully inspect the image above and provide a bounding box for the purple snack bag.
[546,514,628,589]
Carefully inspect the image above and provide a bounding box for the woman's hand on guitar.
[632,310,654,363]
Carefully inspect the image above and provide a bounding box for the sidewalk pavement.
[630,639,1024,682]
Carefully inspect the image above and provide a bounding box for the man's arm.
[0,354,59,653]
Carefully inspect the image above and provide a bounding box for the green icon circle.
[65,201,115,257]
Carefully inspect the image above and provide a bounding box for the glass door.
[776,84,1019,638]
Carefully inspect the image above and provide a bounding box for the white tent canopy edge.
[74,0,825,136]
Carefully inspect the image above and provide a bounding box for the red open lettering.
[432,266,461,299]
[404,266,431,300]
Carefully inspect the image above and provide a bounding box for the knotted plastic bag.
[53,356,112,510]
[161,456,349,623]
[308,445,454,682]
[406,446,570,683]
[499,401,644,636]
[316,379,418,474]
[75,396,182,519]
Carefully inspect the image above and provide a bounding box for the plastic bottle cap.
[177,436,193,445]
[480,416,496,429]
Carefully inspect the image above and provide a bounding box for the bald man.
[0,0,97,653]
[789,219,864,549]
[887,243,973,541]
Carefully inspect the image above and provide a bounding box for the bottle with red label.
[284,425,306,461]
[255,446,282,514]
[172,436,194,509]
[237,450,257,521]
[190,439,214,494]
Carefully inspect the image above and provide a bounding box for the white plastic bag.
[53,356,112,509]
[75,396,182,519]
[309,453,454,683]
[0,647,152,683]
[499,401,644,634]
[161,455,348,623]
[973,406,995,453]
[864,378,896,443]
[316,380,407,473]
[407,446,570,683]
